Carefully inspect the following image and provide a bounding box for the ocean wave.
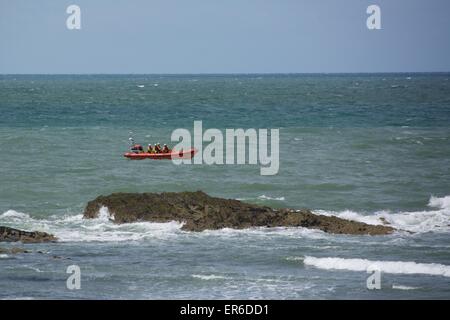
[392,285,419,290]
[191,274,231,280]
[0,254,9,259]
[199,225,327,240]
[0,210,31,220]
[1,195,448,242]
[429,195,450,210]
[0,208,183,242]
[257,195,285,201]
[237,195,285,201]
[314,195,450,233]
[23,265,44,273]
[302,256,450,278]
[0,208,325,242]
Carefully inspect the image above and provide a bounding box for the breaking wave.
[237,194,286,201]
[257,195,285,201]
[392,285,420,290]
[0,207,183,242]
[191,274,231,280]
[302,256,450,277]
[0,195,448,243]
[314,195,450,233]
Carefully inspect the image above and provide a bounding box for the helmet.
[164,144,167,146]
[148,144,152,146]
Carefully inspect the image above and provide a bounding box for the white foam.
[286,256,304,262]
[237,195,286,201]
[0,208,183,243]
[56,218,184,242]
[0,254,9,259]
[392,285,419,290]
[1,195,448,243]
[314,195,450,233]
[258,195,285,201]
[429,195,450,210]
[200,225,327,240]
[97,206,114,221]
[24,265,44,273]
[192,274,230,280]
[303,256,450,277]
[0,210,31,220]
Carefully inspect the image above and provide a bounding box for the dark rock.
[83,191,394,235]
[379,217,390,225]
[10,247,31,254]
[0,226,57,243]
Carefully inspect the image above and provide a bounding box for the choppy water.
[0,74,449,299]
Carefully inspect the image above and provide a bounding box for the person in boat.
[147,144,154,153]
[130,144,143,154]
[154,143,162,153]
[162,144,170,153]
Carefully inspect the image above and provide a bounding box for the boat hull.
[124,148,197,160]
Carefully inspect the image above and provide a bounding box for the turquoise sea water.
[0,74,449,299]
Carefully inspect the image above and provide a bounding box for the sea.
[0,74,449,299]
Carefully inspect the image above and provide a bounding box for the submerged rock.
[0,247,31,254]
[83,191,394,235]
[0,226,57,243]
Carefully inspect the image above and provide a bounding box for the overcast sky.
[1,0,449,73]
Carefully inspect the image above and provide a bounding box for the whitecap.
[23,265,44,273]
[428,195,450,210]
[192,274,230,280]
[257,195,285,201]
[314,195,450,233]
[0,210,31,220]
[201,224,327,239]
[303,256,450,277]
[0,208,183,243]
[392,285,419,290]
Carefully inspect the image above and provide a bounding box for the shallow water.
[0,74,449,299]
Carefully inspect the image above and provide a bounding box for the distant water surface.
[0,74,449,299]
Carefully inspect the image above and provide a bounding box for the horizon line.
[1,71,450,76]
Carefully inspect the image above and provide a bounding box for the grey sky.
[1,0,449,73]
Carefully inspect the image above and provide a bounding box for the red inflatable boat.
[124,148,197,160]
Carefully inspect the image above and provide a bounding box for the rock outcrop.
[0,226,57,243]
[83,191,394,235]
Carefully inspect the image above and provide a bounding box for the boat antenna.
[128,131,135,146]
